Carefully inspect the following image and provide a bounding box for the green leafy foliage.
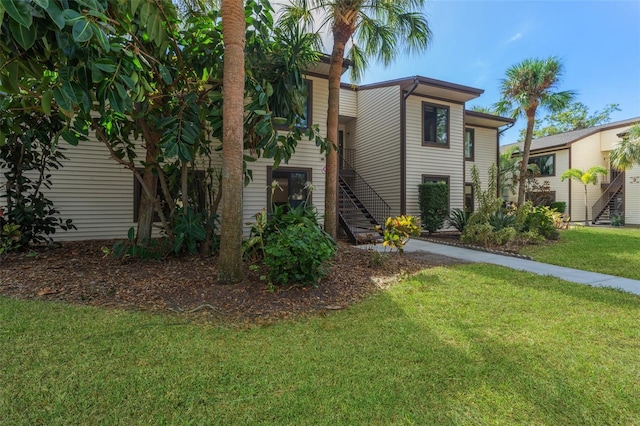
[0,0,325,251]
[550,201,566,213]
[448,208,471,233]
[418,183,448,234]
[518,102,620,140]
[171,207,207,254]
[516,203,559,240]
[244,188,336,286]
[0,217,21,254]
[264,218,336,286]
[111,227,165,261]
[0,105,76,245]
[488,209,517,231]
[379,215,421,254]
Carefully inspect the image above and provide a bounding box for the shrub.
[461,223,494,246]
[244,194,337,286]
[550,201,566,213]
[493,227,517,246]
[380,215,421,254]
[611,214,625,227]
[448,208,471,232]
[488,209,516,231]
[516,203,559,240]
[264,219,336,286]
[0,221,21,254]
[418,182,448,234]
[461,223,517,247]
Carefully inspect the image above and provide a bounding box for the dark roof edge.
[318,53,354,69]
[465,109,515,124]
[356,75,484,96]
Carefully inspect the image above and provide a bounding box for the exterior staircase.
[338,150,390,244]
[592,171,624,224]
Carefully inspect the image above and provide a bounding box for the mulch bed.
[0,240,467,325]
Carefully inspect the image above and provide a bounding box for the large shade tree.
[495,56,575,206]
[279,0,432,239]
[0,0,323,258]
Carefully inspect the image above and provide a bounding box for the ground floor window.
[267,167,312,210]
[465,183,474,212]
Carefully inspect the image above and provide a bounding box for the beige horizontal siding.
[406,95,465,221]
[625,164,640,224]
[339,86,358,118]
[465,126,497,190]
[42,136,139,241]
[569,135,607,222]
[351,85,402,215]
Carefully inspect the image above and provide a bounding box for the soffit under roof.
[465,110,515,128]
[357,76,484,103]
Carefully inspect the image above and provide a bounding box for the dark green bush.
[549,201,566,213]
[448,208,471,232]
[245,201,336,286]
[418,182,449,234]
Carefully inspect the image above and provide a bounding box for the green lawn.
[521,226,640,280]
[1,265,639,424]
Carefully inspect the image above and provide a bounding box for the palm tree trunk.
[584,185,589,226]
[324,29,349,240]
[517,111,536,206]
[218,0,245,284]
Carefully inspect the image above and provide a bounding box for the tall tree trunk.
[218,0,245,284]
[517,111,536,206]
[136,118,161,244]
[324,30,349,240]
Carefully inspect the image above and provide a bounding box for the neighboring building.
[502,117,640,225]
[0,65,514,242]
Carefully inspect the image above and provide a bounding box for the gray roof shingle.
[502,117,640,152]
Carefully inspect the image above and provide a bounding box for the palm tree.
[495,57,575,207]
[609,124,640,171]
[218,0,246,284]
[279,0,432,239]
[499,145,521,199]
[561,166,607,226]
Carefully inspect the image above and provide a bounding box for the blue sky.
[346,0,640,144]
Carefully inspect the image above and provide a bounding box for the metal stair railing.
[338,185,380,244]
[592,171,624,223]
[338,153,391,229]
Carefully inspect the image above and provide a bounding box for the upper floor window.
[278,80,312,130]
[422,102,449,147]
[464,128,475,160]
[528,154,555,176]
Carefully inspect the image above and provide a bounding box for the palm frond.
[609,124,640,170]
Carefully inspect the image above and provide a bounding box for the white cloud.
[508,32,523,43]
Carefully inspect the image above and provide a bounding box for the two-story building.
[0,62,514,242]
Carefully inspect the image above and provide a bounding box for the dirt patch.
[0,240,465,325]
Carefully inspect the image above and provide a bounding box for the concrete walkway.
[370,239,640,296]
